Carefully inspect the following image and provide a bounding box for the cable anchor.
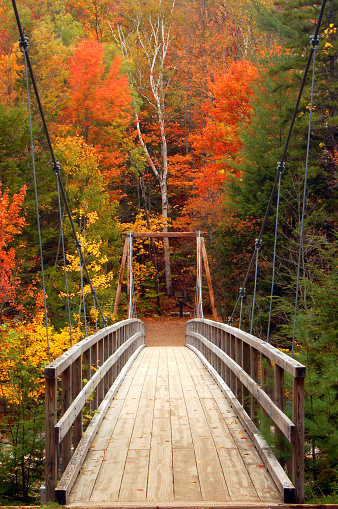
[310,35,320,49]
[19,36,29,53]
[277,162,285,175]
[239,287,246,299]
[52,162,61,176]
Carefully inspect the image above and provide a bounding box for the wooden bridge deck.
[67,346,282,506]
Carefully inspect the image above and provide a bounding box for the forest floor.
[143,316,187,346]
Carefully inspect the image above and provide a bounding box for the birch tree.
[115,0,176,296]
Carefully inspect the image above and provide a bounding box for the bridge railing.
[44,318,145,502]
[186,318,306,504]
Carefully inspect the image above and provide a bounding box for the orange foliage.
[193,60,258,174]
[183,60,258,231]
[65,39,131,142]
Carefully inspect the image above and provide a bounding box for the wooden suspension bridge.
[44,317,306,508]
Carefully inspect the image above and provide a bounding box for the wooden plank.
[68,450,105,503]
[190,332,295,443]
[89,398,124,452]
[201,237,218,321]
[147,417,173,502]
[186,344,295,503]
[113,237,129,315]
[189,417,230,501]
[200,398,237,449]
[154,383,170,419]
[173,449,202,501]
[118,449,150,502]
[55,346,145,504]
[239,446,282,501]
[129,376,156,450]
[90,418,135,502]
[122,231,206,238]
[171,415,193,448]
[218,448,259,501]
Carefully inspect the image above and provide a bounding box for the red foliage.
[0,184,26,315]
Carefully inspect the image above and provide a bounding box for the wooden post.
[274,365,285,465]
[113,237,129,315]
[91,343,98,410]
[201,238,218,321]
[235,337,243,405]
[242,342,251,414]
[72,356,82,451]
[229,334,236,394]
[61,366,72,473]
[97,338,104,405]
[250,347,259,425]
[292,377,305,503]
[45,376,57,501]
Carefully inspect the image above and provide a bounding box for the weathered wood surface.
[67,347,282,506]
[189,331,295,443]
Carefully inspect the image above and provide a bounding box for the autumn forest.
[0,0,337,503]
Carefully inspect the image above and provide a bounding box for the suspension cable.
[229,0,327,325]
[12,0,107,328]
[291,35,319,357]
[21,40,51,363]
[56,176,73,346]
[250,238,262,334]
[76,240,87,336]
[267,163,285,342]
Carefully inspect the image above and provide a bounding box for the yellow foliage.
[0,45,24,104]
[0,316,83,404]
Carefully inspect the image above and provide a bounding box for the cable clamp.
[19,36,29,53]
[277,162,285,174]
[52,162,61,176]
[310,35,320,49]
[102,317,108,327]
[75,239,81,249]
[91,287,96,297]
[255,238,262,251]
[239,287,246,299]
[227,316,234,325]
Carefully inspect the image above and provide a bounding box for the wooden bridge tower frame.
[113,231,218,320]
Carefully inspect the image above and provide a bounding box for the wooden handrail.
[45,319,145,501]
[185,318,306,504]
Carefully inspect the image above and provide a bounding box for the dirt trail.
[143,318,188,346]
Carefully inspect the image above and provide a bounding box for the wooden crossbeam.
[122,231,206,238]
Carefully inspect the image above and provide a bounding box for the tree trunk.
[160,178,172,296]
